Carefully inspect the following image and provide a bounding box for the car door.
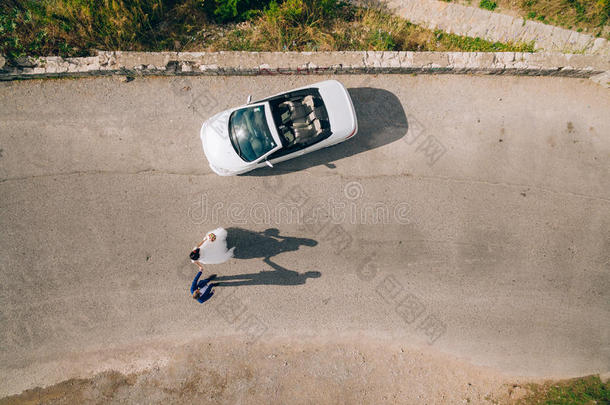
[256,135,332,169]
[269,148,305,164]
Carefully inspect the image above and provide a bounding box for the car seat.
[293,119,323,144]
[280,125,295,143]
[292,111,317,128]
[280,99,313,121]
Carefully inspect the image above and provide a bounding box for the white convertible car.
[200,80,358,176]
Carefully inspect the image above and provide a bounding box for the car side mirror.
[247,95,252,104]
[265,160,273,168]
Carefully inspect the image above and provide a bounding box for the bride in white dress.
[190,227,234,269]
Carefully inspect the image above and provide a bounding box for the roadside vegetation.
[517,375,609,405]
[1,0,534,61]
[479,0,498,11]
[516,0,609,37]
[455,0,610,38]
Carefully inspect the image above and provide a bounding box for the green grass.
[494,0,610,38]
[479,0,498,10]
[520,375,609,405]
[1,0,537,60]
[433,30,535,51]
[1,0,211,59]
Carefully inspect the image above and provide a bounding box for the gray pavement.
[0,74,609,396]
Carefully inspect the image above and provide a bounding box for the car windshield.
[229,105,277,162]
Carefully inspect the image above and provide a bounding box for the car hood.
[200,110,248,174]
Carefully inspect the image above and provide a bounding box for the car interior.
[266,89,332,159]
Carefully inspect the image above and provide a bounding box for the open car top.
[263,88,332,159]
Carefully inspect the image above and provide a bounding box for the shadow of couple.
[208,227,321,288]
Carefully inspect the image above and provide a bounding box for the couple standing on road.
[189,227,234,303]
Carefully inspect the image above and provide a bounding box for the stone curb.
[1,51,608,81]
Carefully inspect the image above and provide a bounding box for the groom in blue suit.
[190,271,216,303]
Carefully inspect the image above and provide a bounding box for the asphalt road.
[0,74,608,396]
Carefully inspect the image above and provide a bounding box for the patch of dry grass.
[457,0,610,38]
[208,3,535,51]
[1,0,535,59]
[1,0,209,58]
[517,0,609,37]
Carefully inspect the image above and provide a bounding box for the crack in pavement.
[0,169,214,184]
[2,170,609,203]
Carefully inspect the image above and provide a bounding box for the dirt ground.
[0,336,533,405]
